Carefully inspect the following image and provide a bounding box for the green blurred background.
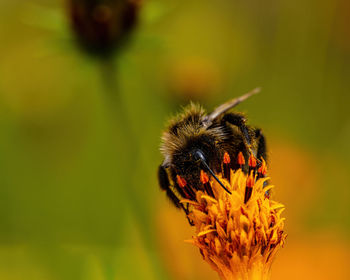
[0,0,349,279]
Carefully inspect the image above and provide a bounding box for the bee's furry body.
[158,91,266,210]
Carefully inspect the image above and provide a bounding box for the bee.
[158,88,267,215]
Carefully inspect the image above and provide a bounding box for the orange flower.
[181,164,286,280]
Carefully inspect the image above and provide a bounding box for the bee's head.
[170,136,231,194]
[160,102,226,170]
[172,133,219,169]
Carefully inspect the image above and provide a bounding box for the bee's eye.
[192,149,206,163]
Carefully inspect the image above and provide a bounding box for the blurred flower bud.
[67,0,141,57]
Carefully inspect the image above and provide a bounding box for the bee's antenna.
[193,150,232,195]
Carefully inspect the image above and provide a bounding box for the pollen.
[176,175,187,188]
[181,159,286,280]
[200,170,209,184]
[237,151,245,165]
[246,171,255,187]
[223,152,231,164]
[258,158,268,176]
[249,153,257,168]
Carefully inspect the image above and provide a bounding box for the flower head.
[67,0,141,57]
[181,156,286,280]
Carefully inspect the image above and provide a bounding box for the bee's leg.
[158,165,195,225]
[254,128,267,162]
[222,113,252,146]
[254,128,269,193]
[158,165,181,208]
[184,204,194,226]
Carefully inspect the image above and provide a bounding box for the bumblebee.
[158,88,267,213]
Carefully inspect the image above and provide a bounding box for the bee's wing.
[202,87,260,126]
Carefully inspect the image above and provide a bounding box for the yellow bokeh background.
[0,0,349,279]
